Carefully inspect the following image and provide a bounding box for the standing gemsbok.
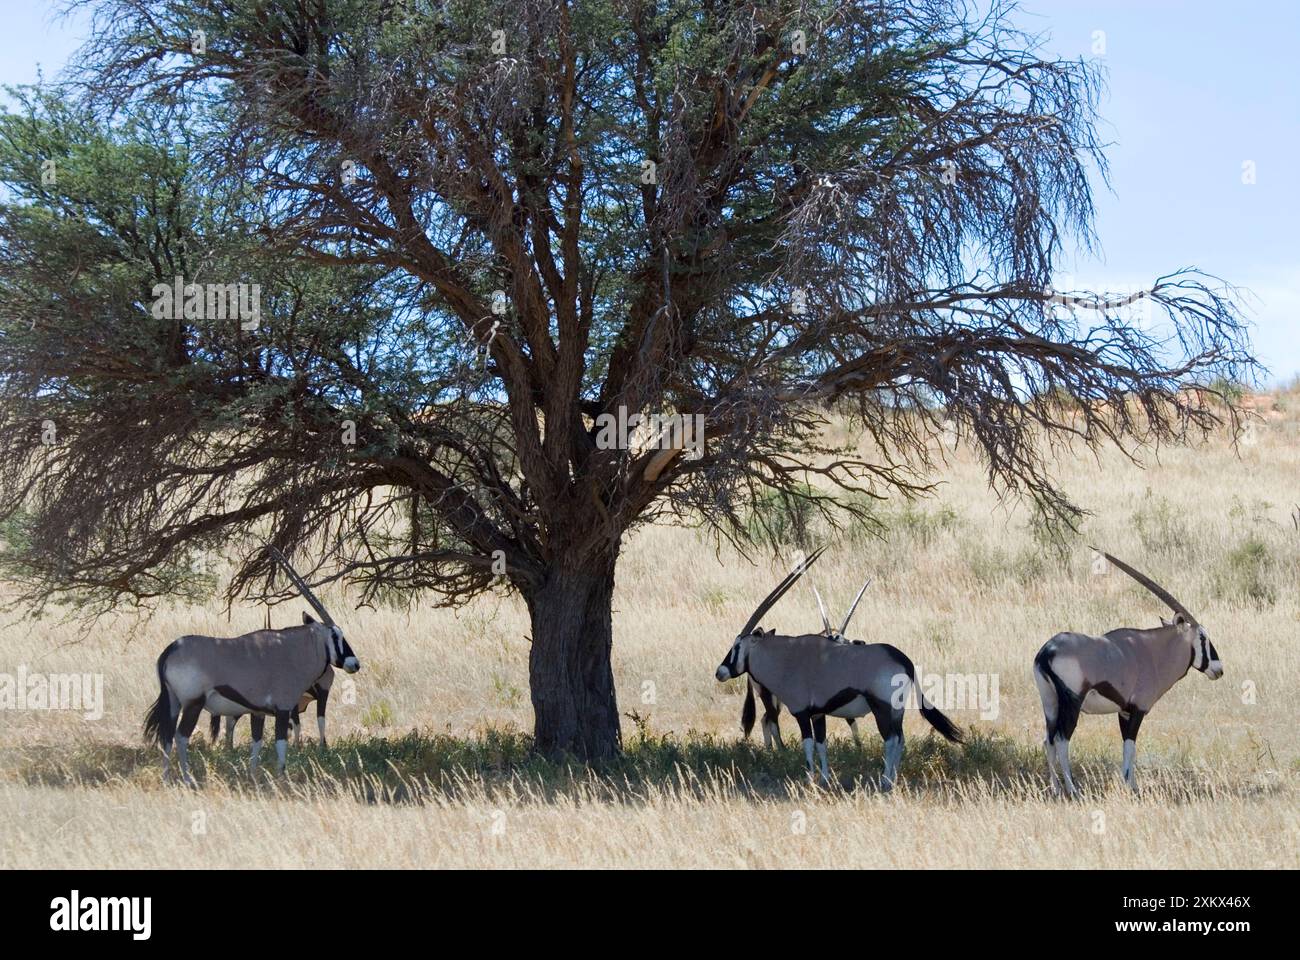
[740,576,873,748]
[1033,550,1223,798]
[716,551,963,789]
[143,547,359,783]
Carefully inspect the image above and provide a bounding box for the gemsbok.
[1033,549,1223,797]
[716,551,963,789]
[143,547,359,783]
[208,662,334,749]
[740,578,873,747]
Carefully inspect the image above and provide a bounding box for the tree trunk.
[526,558,621,761]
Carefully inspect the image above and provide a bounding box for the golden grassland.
[1,395,1297,868]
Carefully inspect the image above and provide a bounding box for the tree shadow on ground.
[6,728,1288,806]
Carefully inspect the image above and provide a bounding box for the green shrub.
[1214,537,1276,606]
[491,674,524,709]
[1131,491,1193,557]
[744,484,822,550]
[361,700,394,730]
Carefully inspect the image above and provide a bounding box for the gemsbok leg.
[314,687,330,747]
[155,693,181,783]
[867,692,905,791]
[174,700,204,785]
[274,709,292,773]
[847,718,862,745]
[1034,655,1081,798]
[794,712,818,782]
[1033,669,1062,793]
[812,715,830,784]
[760,686,783,749]
[208,713,237,749]
[1054,734,1079,797]
[249,714,265,776]
[1118,710,1146,791]
[1042,736,1062,793]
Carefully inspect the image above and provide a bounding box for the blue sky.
[3,1,1297,384]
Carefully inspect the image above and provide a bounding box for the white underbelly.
[827,695,870,719]
[203,692,254,717]
[1081,690,1122,715]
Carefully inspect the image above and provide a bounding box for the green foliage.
[881,502,963,547]
[744,486,963,554]
[962,541,1048,588]
[360,700,394,731]
[1214,537,1276,606]
[696,585,731,615]
[1131,490,1194,558]
[1025,511,1077,559]
[1207,377,1247,405]
[491,674,524,709]
[922,619,953,651]
[744,484,823,550]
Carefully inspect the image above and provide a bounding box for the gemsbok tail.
[1033,645,1078,744]
[906,660,964,744]
[740,678,757,739]
[142,646,176,748]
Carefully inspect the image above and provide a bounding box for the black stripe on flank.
[818,688,868,715]
[212,685,272,714]
[1089,681,1130,711]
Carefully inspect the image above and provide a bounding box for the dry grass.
[2,394,1298,868]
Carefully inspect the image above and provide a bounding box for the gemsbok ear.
[302,611,316,625]
[1174,613,1188,625]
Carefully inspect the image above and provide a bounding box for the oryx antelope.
[717,550,963,789]
[209,659,334,749]
[1033,550,1223,797]
[741,577,873,748]
[143,547,359,783]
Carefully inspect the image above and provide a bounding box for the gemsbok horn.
[741,577,874,748]
[1032,549,1222,797]
[718,554,962,789]
[143,546,360,783]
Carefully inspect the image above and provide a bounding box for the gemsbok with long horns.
[1033,549,1223,798]
[717,549,963,789]
[143,547,359,783]
[740,578,873,747]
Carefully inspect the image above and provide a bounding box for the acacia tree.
[0,0,1255,758]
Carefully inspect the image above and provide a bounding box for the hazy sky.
[3,1,1297,384]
